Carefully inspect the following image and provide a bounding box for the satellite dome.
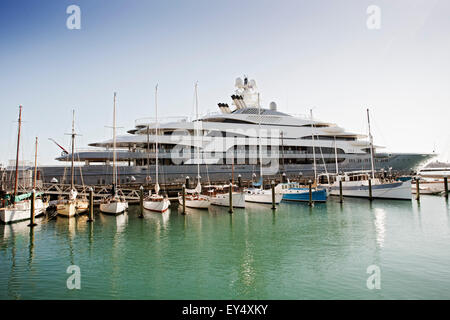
[269,101,277,111]
[249,79,256,88]
[235,77,243,88]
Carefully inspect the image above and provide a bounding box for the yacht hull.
[100,201,128,215]
[244,189,283,204]
[330,180,412,200]
[143,199,170,213]
[57,200,89,217]
[210,192,246,208]
[282,188,328,202]
[178,196,210,209]
[0,199,47,224]
[412,181,449,195]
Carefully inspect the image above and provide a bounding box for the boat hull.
[143,199,170,213]
[244,189,283,204]
[178,196,210,209]
[282,188,328,202]
[411,181,449,195]
[0,199,47,224]
[330,180,412,200]
[100,201,128,215]
[57,200,89,217]
[210,192,246,208]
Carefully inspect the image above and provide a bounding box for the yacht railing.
[135,116,190,127]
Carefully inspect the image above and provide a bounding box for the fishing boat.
[208,184,246,208]
[279,181,328,202]
[278,113,328,203]
[1,107,48,224]
[56,110,89,217]
[143,85,170,213]
[100,93,129,215]
[178,83,210,209]
[327,109,412,200]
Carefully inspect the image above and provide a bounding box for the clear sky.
[1,0,449,166]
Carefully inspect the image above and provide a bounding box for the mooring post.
[28,189,37,227]
[271,180,276,210]
[308,179,313,207]
[139,185,144,218]
[368,178,373,201]
[185,176,190,189]
[228,182,233,214]
[444,176,448,198]
[339,179,343,203]
[182,184,186,214]
[88,187,94,222]
[237,174,242,189]
[415,177,420,201]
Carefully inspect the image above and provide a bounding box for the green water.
[1,196,450,300]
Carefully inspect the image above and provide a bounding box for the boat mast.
[195,82,200,183]
[146,124,150,184]
[112,92,117,193]
[367,108,375,179]
[334,135,339,174]
[33,137,38,190]
[70,110,75,190]
[280,131,285,174]
[257,93,263,184]
[13,106,22,200]
[310,109,317,182]
[155,85,159,193]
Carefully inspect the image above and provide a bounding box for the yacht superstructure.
[36,77,432,185]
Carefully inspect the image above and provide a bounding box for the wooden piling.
[368,178,373,201]
[444,176,448,198]
[237,174,242,188]
[28,189,37,227]
[339,179,343,203]
[182,184,186,214]
[88,187,94,222]
[271,180,276,210]
[308,180,313,207]
[228,183,233,214]
[139,185,144,218]
[415,178,420,201]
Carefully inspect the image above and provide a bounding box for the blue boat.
[279,182,328,202]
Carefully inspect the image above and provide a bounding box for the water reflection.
[373,208,386,248]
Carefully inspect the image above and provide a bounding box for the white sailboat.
[56,110,89,217]
[209,164,246,208]
[244,94,283,204]
[144,85,171,213]
[100,92,129,214]
[178,83,210,209]
[208,184,246,208]
[328,109,412,200]
[1,108,48,223]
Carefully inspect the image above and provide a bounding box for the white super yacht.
[34,77,433,185]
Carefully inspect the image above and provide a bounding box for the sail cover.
[14,192,43,202]
[194,181,202,193]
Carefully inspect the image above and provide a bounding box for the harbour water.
[1,196,450,300]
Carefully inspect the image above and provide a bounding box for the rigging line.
[76,142,86,190]
[316,136,329,178]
